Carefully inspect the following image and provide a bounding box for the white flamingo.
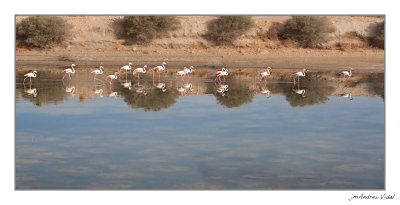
[183,66,195,75]
[340,68,353,78]
[62,64,76,81]
[106,71,119,84]
[23,70,37,84]
[120,62,133,79]
[293,68,308,84]
[133,65,147,80]
[152,62,167,80]
[91,66,104,82]
[176,66,195,80]
[176,70,187,77]
[215,67,229,82]
[259,66,272,82]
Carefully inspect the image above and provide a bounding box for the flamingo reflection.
[292,83,307,98]
[120,80,132,90]
[23,84,37,97]
[215,82,229,96]
[176,82,193,96]
[133,81,148,96]
[257,82,271,99]
[339,93,353,100]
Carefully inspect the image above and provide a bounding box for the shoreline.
[16,48,384,72]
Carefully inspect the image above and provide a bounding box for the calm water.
[15,70,384,189]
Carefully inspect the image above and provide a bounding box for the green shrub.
[369,21,384,49]
[117,16,180,44]
[16,16,71,48]
[205,16,254,45]
[278,16,336,48]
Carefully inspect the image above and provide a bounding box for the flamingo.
[340,68,353,79]
[215,67,229,82]
[293,68,308,84]
[151,62,167,80]
[23,70,37,84]
[120,62,133,79]
[91,66,104,82]
[176,70,187,77]
[133,65,147,80]
[62,64,76,81]
[106,71,119,84]
[176,66,195,80]
[259,66,272,82]
[183,66,195,75]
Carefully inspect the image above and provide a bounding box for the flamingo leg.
[69,73,72,80]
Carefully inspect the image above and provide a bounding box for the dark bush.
[117,16,180,44]
[205,16,254,45]
[16,16,71,48]
[267,22,282,40]
[278,16,336,48]
[369,21,384,49]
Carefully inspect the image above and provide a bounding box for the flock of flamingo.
[21,62,354,99]
[23,62,353,84]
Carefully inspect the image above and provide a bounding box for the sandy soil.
[16,16,384,71]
